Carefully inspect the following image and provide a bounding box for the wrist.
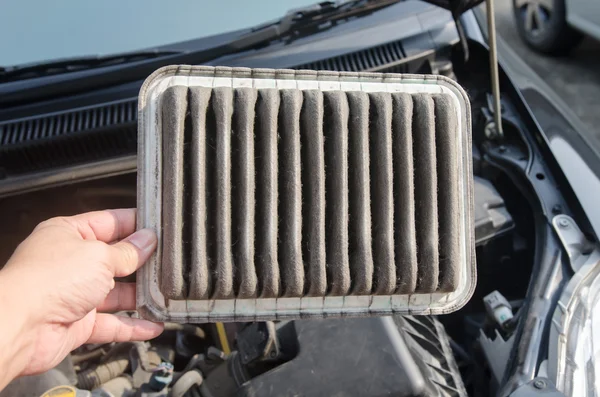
[0,269,35,390]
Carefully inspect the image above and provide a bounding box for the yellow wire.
[216,322,231,354]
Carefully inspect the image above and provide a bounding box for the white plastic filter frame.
[136,65,476,323]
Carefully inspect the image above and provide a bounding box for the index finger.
[69,209,137,242]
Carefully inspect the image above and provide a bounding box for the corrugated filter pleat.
[159,86,460,300]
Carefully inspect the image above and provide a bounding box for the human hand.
[0,209,164,389]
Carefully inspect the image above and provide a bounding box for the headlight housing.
[549,217,600,396]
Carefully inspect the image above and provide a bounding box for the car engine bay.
[0,7,593,395]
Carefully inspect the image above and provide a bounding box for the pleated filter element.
[137,66,475,322]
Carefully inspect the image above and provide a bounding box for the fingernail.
[126,228,157,251]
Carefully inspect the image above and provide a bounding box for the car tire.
[513,0,583,55]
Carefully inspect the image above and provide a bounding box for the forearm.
[0,269,32,390]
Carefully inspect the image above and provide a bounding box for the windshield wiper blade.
[3,0,401,81]
[0,50,183,81]
[235,0,402,47]
[3,0,401,82]
[0,0,403,104]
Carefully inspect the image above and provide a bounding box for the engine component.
[170,369,204,397]
[231,316,466,397]
[41,385,91,397]
[0,357,76,397]
[136,65,475,322]
[397,316,467,397]
[164,323,206,339]
[203,351,249,397]
[92,377,133,397]
[236,322,280,365]
[127,343,174,391]
[9,313,466,396]
[77,355,129,390]
[474,176,514,245]
[147,362,173,392]
[483,290,514,328]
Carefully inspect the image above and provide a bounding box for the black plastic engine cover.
[237,316,466,397]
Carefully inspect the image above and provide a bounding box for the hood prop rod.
[486,0,504,138]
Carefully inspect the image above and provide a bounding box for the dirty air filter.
[136,66,475,322]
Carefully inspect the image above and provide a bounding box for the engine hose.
[71,348,106,365]
[168,369,203,397]
[94,376,133,397]
[77,356,129,390]
[172,354,205,384]
[164,323,206,339]
[132,341,152,371]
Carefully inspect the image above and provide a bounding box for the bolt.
[552,205,563,215]
[499,145,507,153]
[533,379,546,389]
[484,122,497,139]
[559,218,569,228]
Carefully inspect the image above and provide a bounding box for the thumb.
[108,228,157,277]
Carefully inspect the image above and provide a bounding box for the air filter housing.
[137,66,475,322]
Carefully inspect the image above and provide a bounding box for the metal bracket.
[509,378,566,397]
[552,215,594,272]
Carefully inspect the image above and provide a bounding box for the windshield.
[0,0,312,67]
